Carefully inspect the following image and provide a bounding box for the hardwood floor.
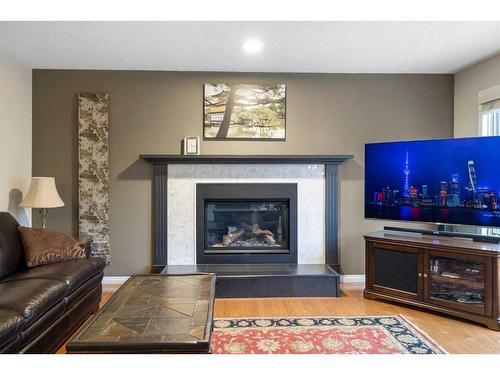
[58,282,500,354]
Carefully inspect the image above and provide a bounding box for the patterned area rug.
[211,316,446,354]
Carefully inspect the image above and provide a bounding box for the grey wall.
[32,70,454,276]
[455,52,500,137]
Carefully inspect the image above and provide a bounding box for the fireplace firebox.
[196,183,297,264]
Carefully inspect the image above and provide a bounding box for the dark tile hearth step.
[161,264,340,298]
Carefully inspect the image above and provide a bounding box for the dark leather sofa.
[0,212,105,353]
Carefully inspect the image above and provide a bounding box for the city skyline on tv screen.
[365,136,500,227]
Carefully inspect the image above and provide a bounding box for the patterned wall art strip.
[78,93,111,264]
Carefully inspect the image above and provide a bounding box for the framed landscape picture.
[203,83,286,140]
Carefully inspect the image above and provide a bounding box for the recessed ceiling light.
[242,39,264,54]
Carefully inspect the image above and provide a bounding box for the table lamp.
[20,177,65,229]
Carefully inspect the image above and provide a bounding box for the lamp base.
[39,208,48,229]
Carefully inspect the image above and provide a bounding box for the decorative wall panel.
[78,93,110,264]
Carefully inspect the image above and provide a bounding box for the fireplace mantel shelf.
[140,154,353,165]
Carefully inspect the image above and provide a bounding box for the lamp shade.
[20,177,65,208]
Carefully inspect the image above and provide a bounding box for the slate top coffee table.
[67,274,216,354]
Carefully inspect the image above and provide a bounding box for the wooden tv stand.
[364,231,500,330]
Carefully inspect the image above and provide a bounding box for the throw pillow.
[18,226,86,268]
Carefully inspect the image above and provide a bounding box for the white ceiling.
[1,21,500,73]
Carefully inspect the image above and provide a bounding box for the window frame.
[479,108,500,136]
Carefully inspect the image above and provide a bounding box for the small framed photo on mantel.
[182,136,200,155]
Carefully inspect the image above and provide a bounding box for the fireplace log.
[262,234,276,245]
[223,223,277,246]
[222,227,246,246]
[251,223,274,237]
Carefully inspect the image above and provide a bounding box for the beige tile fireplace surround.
[167,164,325,265]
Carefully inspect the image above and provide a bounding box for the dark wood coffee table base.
[67,274,216,353]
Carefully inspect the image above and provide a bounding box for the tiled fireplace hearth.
[141,155,352,297]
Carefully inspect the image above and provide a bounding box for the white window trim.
[478,84,500,136]
[479,108,500,136]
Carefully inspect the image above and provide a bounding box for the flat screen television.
[365,136,500,228]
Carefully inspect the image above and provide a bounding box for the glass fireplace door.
[205,200,290,253]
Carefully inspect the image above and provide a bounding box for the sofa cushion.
[4,258,106,294]
[0,279,67,325]
[0,213,23,279]
[61,273,102,310]
[19,299,66,350]
[0,309,24,347]
[18,227,86,268]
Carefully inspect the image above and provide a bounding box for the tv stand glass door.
[425,251,492,316]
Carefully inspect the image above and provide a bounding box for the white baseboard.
[102,276,129,285]
[340,275,366,283]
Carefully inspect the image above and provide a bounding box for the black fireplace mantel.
[140,154,353,165]
[141,154,353,273]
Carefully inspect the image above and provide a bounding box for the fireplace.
[196,183,297,264]
[205,201,290,252]
[141,154,353,271]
